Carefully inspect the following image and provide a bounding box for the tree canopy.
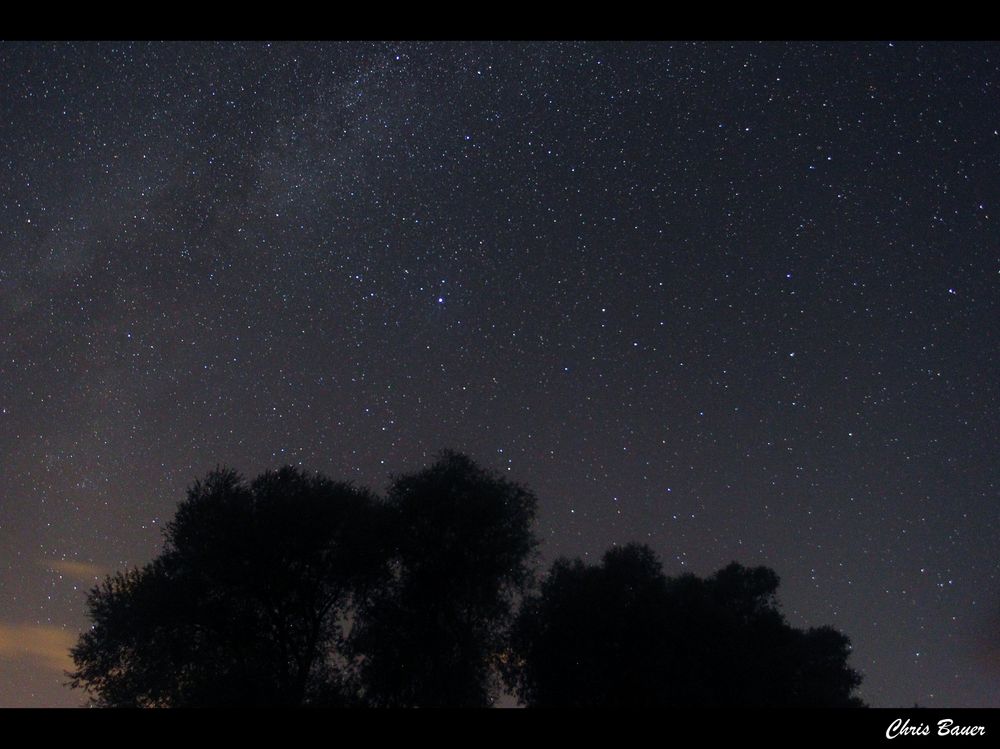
[350,451,539,706]
[69,466,388,706]
[506,543,864,707]
[69,453,538,707]
[69,454,864,708]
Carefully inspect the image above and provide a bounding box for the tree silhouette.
[351,451,539,706]
[506,544,864,707]
[68,466,388,707]
[69,455,863,708]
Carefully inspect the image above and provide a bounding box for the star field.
[0,41,997,707]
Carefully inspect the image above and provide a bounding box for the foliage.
[70,458,862,708]
[69,467,386,706]
[506,544,865,707]
[351,451,538,706]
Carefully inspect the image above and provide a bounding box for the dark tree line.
[68,451,864,707]
[507,545,863,707]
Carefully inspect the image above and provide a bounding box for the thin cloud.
[0,624,76,673]
[42,559,108,583]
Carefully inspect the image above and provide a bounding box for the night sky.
[1,41,997,708]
